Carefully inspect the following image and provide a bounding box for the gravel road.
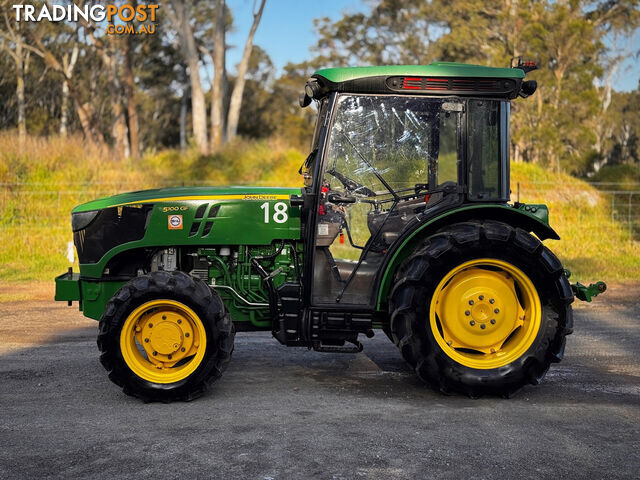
[0,286,638,479]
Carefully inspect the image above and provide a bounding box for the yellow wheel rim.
[120,300,207,384]
[429,258,541,370]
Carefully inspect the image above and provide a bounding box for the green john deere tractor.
[55,61,605,401]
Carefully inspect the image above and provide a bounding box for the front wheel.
[389,221,573,397]
[97,271,234,402]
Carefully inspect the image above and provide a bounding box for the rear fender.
[375,204,559,310]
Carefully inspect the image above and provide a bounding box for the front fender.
[375,204,559,310]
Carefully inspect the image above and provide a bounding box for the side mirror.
[327,192,356,204]
[299,92,311,108]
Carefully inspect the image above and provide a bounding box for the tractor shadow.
[0,299,639,408]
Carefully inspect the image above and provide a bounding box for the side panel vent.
[195,204,207,219]
[208,205,220,218]
[189,221,201,237]
[202,221,214,236]
[188,203,219,238]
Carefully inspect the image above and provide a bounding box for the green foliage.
[311,0,640,177]
[598,88,640,168]
[238,61,318,151]
[313,0,430,65]
[591,164,640,185]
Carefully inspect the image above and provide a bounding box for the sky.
[225,0,639,92]
[225,0,363,70]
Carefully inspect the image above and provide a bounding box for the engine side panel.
[77,193,301,278]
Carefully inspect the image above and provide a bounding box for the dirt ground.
[0,283,638,479]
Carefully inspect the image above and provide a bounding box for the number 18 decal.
[260,201,288,224]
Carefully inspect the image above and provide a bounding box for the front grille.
[73,205,152,264]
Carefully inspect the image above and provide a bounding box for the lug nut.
[152,351,157,356]
[177,319,182,324]
[465,310,471,316]
[470,320,476,326]
[494,308,500,314]
[144,338,149,343]
[185,333,190,338]
[489,299,495,304]
[479,295,484,300]
[480,324,486,329]
[148,323,153,328]
[490,319,496,324]
[469,300,474,305]
[162,315,166,320]
[181,347,186,352]
[168,355,172,360]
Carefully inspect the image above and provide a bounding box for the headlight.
[72,210,100,232]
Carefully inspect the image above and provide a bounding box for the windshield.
[325,94,462,198]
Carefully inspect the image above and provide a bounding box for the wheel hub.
[431,259,541,369]
[139,311,195,365]
[120,300,206,383]
[149,319,182,355]
[470,301,492,322]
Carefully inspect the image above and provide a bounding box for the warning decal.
[168,215,183,229]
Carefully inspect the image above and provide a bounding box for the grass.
[0,133,637,292]
[511,162,640,282]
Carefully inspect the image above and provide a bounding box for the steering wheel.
[326,168,377,197]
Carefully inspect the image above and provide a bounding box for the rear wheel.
[98,271,234,402]
[389,220,573,397]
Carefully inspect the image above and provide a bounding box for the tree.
[0,1,38,147]
[59,41,79,137]
[604,88,640,166]
[84,27,130,158]
[166,1,209,154]
[123,21,139,157]
[309,0,640,175]
[313,0,432,66]
[210,0,226,150]
[226,0,266,141]
[236,46,275,138]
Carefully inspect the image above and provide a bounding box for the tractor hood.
[72,186,301,213]
[70,185,303,274]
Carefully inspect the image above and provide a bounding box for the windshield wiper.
[339,131,399,201]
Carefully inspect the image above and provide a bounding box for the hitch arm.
[571,281,607,302]
[564,269,607,302]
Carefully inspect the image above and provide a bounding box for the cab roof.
[314,62,525,83]
[311,62,526,99]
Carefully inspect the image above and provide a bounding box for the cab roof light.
[511,57,538,74]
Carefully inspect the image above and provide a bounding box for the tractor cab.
[299,63,523,307]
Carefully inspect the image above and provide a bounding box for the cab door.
[308,93,464,306]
